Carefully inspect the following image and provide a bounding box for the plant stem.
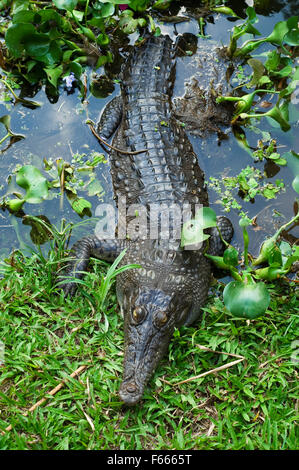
[274,211,299,237]
[216,225,229,247]
[84,0,90,25]
[0,78,19,102]
[0,132,11,146]
[87,120,147,156]
[0,78,41,107]
[29,1,51,4]
[230,268,243,282]
[242,226,249,267]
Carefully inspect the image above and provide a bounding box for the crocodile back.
[110,35,209,211]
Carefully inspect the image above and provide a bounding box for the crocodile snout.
[119,381,143,405]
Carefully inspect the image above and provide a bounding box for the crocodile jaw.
[119,319,173,405]
[117,286,178,405]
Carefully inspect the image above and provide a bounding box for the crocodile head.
[117,284,190,405]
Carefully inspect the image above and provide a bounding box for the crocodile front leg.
[97,95,122,139]
[183,216,233,326]
[208,216,234,257]
[60,236,126,295]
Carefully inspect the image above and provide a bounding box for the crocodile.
[61,35,233,405]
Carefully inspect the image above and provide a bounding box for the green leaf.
[5,23,35,58]
[44,65,63,88]
[69,61,82,79]
[279,241,292,258]
[252,236,277,266]
[119,12,139,34]
[246,6,258,24]
[218,89,278,123]
[79,26,97,42]
[282,151,299,191]
[22,215,53,245]
[266,105,290,132]
[247,58,265,86]
[283,246,299,270]
[0,114,11,132]
[254,266,286,281]
[128,0,151,11]
[0,114,25,141]
[239,216,251,228]
[240,104,291,132]
[37,8,63,25]
[13,8,61,25]
[95,3,115,17]
[267,244,283,267]
[71,197,92,215]
[181,207,216,248]
[97,33,110,46]
[265,50,280,72]
[16,165,48,204]
[271,65,293,78]
[39,41,63,66]
[195,206,217,228]
[223,246,239,267]
[181,218,210,247]
[266,18,293,45]
[96,0,126,3]
[71,9,83,21]
[24,33,51,58]
[223,280,270,319]
[205,254,231,271]
[7,198,26,211]
[284,29,299,46]
[53,0,78,11]
[258,75,272,86]
[292,175,299,194]
[234,17,298,57]
[232,127,253,157]
[152,0,173,10]
[27,60,37,72]
[12,10,35,23]
[11,0,29,14]
[212,6,239,17]
[87,179,104,197]
[88,16,105,29]
[96,55,109,68]
[63,49,75,62]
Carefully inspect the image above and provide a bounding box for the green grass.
[0,236,298,450]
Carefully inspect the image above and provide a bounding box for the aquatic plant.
[0,153,106,216]
[183,207,299,319]
[217,6,299,132]
[0,0,180,90]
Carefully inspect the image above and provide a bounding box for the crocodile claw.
[57,272,79,297]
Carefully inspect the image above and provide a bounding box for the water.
[0,0,298,259]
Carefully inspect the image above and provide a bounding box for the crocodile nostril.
[125,382,137,393]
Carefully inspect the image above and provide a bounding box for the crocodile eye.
[178,305,190,324]
[132,306,145,324]
[154,311,168,328]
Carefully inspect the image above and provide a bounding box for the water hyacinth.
[63,72,76,91]
[239,104,291,132]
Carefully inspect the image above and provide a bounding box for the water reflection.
[0,1,298,259]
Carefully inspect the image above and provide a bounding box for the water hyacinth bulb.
[223,278,270,319]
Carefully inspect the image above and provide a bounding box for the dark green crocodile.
[61,35,233,405]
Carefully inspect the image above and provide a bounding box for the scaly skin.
[61,35,233,405]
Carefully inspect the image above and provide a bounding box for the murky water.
[0,0,298,259]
